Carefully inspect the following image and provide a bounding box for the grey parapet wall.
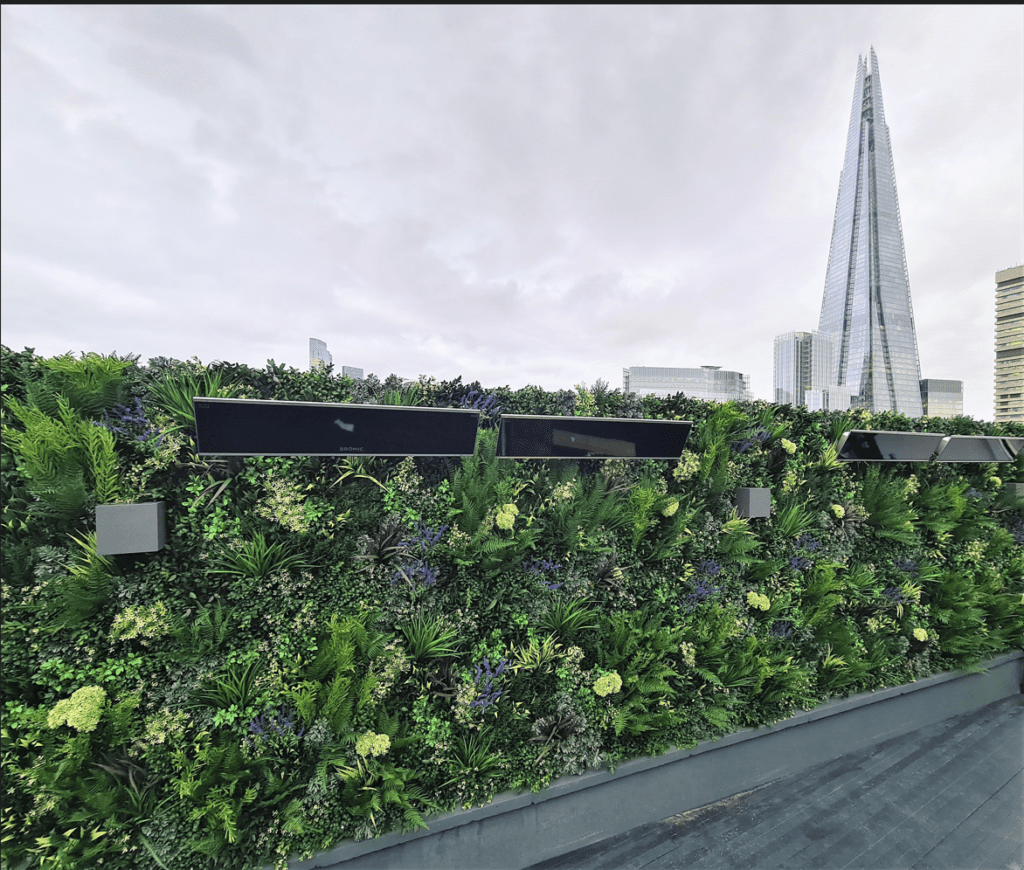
[282,651,1024,870]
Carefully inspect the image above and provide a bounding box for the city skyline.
[2,7,1021,420]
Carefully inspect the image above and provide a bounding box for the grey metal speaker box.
[95,501,167,556]
[735,487,771,519]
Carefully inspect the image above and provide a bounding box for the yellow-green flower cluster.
[593,672,622,697]
[780,438,797,455]
[371,642,409,703]
[831,504,845,519]
[661,500,679,517]
[551,481,576,503]
[355,732,391,758]
[111,601,172,643]
[964,540,986,562]
[495,503,519,531]
[256,473,314,534]
[574,383,598,417]
[678,641,696,668]
[912,628,928,642]
[48,686,106,732]
[673,452,700,482]
[746,591,771,611]
[141,708,190,747]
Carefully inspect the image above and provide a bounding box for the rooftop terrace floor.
[527,693,1024,870]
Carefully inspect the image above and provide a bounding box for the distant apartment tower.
[920,379,964,418]
[623,366,752,402]
[341,366,364,380]
[309,337,332,371]
[773,331,837,407]
[995,264,1024,422]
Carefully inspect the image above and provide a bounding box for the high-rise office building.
[773,331,837,407]
[920,379,964,418]
[623,366,752,402]
[309,337,332,371]
[818,49,923,417]
[995,264,1023,422]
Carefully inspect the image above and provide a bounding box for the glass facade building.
[919,379,963,418]
[309,337,332,371]
[623,366,752,402]
[994,265,1023,422]
[818,49,923,417]
[773,331,837,407]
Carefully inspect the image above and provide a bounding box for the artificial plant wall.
[2,346,1022,870]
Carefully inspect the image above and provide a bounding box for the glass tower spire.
[819,48,923,417]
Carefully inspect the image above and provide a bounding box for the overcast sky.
[2,6,1022,420]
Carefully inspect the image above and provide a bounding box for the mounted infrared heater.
[496,414,692,459]
[934,435,1024,463]
[193,397,481,456]
[835,430,1024,463]
[834,430,946,462]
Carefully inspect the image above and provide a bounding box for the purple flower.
[770,620,794,638]
[796,535,823,553]
[460,390,500,415]
[471,657,507,711]
[406,522,448,552]
[392,559,440,588]
[247,705,304,744]
[893,559,919,578]
[524,557,562,575]
[697,559,722,577]
[789,556,812,572]
[96,397,162,444]
[685,578,721,611]
[882,586,911,605]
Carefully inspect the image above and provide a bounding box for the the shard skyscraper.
[819,48,923,417]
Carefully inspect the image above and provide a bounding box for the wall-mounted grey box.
[735,487,771,519]
[1007,482,1024,498]
[95,502,166,556]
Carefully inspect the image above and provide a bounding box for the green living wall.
[2,346,1022,870]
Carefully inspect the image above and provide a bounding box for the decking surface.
[528,693,1024,870]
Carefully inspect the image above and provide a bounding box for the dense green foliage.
[2,346,1022,870]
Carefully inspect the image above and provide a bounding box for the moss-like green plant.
[48,686,107,732]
